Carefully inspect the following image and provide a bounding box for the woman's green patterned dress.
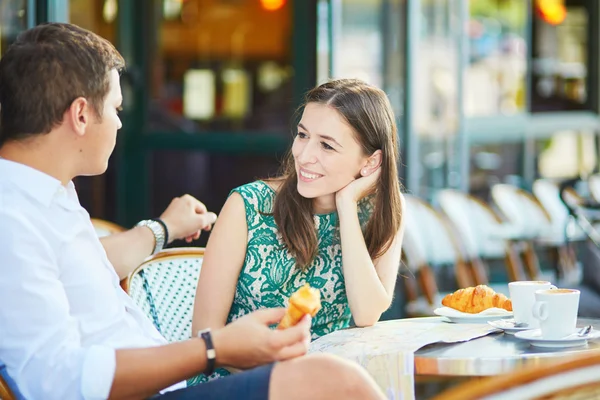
[188,180,372,385]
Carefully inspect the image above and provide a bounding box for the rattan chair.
[125,247,205,343]
[403,195,474,316]
[0,363,20,400]
[437,189,526,288]
[532,179,585,285]
[90,218,126,237]
[432,353,600,400]
[588,174,600,203]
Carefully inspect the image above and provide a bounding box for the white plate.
[434,307,513,324]
[487,319,531,335]
[514,329,600,348]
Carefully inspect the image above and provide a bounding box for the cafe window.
[465,0,527,117]
[531,0,596,112]
[147,0,294,134]
[0,0,29,56]
[414,0,461,199]
[536,131,597,179]
[69,0,116,42]
[469,142,524,199]
[317,0,405,117]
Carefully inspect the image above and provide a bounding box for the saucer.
[514,329,600,348]
[487,319,531,335]
[434,307,513,324]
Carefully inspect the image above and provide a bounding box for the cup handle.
[549,285,557,290]
[532,301,548,321]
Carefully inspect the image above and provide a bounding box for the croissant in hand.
[277,284,322,329]
[442,285,512,314]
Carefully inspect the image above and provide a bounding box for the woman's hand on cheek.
[335,167,381,207]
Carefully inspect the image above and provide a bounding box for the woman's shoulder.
[230,180,279,213]
[232,180,276,197]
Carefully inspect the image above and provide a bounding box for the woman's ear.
[360,150,382,176]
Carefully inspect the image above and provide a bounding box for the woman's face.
[292,103,369,207]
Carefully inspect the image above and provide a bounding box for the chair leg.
[547,247,562,280]
[403,276,419,305]
[469,258,489,286]
[504,242,527,282]
[418,264,439,305]
[456,260,475,288]
[522,241,542,280]
[0,376,16,400]
[558,244,577,272]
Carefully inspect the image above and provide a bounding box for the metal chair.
[432,353,600,400]
[125,247,205,343]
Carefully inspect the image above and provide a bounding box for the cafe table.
[415,317,600,376]
[308,316,600,400]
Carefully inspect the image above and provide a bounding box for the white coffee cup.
[508,281,556,328]
[532,288,580,340]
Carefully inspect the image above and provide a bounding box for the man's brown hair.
[0,23,125,145]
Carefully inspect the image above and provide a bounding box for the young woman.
[191,79,405,382]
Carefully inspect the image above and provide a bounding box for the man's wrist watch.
[136,219,166,255]
[197,328,216,376]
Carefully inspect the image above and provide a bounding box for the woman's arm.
[192,192,248,335]
[337,191,405,327]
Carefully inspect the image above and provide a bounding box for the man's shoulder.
[0,181,36,215]
[0,182,47,237]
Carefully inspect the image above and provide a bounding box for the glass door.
[0,1,35,56]
[68,0,316,237]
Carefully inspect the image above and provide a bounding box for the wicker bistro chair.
[588,174,600,203]
[125,247,205,343]
[491,184,555,281]
[90,218,126,237]
[437,189,526,290]
[402,195,475,316]
[432,353,600,400]
[532,179,586,286]
[0,362,25,400]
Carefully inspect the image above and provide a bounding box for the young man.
[0,23,385,400]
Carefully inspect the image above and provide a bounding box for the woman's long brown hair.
[271,79,403,269]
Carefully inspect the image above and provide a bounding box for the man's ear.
[66,97,90,137]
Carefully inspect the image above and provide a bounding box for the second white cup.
[532,288,580,340]
[508,281,556,328]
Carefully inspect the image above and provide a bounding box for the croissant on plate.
[441,285,512,314]
[277,284,322,329]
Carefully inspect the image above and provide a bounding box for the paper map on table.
[309,319,499,400]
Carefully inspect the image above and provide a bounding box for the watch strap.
[135,219,165,255]
[152,218,169,247]
[198,329,216,376]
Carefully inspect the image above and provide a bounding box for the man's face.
[83,69,123,175]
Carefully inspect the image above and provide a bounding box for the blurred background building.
[1,0,598,244]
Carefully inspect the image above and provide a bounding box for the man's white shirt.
[0,159,185,400]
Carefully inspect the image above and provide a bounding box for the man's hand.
[212,308,311,370]
[159,195,218,243]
